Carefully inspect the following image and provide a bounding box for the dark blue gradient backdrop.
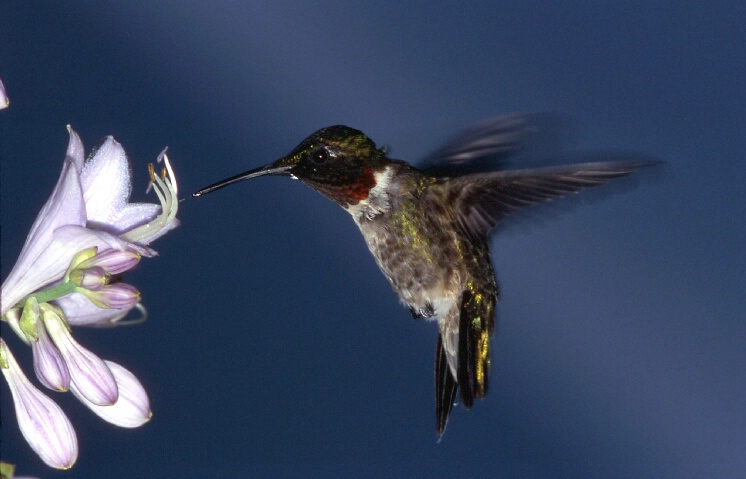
[1,2,745,478]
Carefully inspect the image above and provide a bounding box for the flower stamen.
[122,150,179,244]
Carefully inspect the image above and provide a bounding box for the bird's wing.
[419,114,531,174]
[446,161,653,239]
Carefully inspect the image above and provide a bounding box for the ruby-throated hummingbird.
[193,116,651,435]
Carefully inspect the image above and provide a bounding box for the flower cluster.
[1,126,179,469]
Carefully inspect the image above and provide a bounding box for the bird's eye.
[311,149,329,164]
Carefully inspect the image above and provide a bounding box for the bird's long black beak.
[192,162,293,197]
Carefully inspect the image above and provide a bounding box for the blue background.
[2,2,745,478]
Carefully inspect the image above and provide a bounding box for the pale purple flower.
[71,361,151,428]
[1,339,78,469]
[1,126,179,469]
[1,126,179,318]
[1,159,86,316]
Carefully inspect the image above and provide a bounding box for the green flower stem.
[22,282,77,308]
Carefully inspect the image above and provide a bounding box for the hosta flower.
[1,126,178,469]
[0,78,8,109]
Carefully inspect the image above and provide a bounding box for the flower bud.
[32,321,71,392]
[76,248,141,275]
[4,307,30,345]
[69,267,108,290]
[64,247,99,278]
[41,306,118,406]
[20,297,41,341]
[1,339,79,469]
[78,283,140,310]
[71,361,151,428]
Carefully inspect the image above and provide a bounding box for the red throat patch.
[347,168,376,204]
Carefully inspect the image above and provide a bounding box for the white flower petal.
[1,339,78,469]
[80,137,132,227]
[71,361,151,428]
[100,202,161,233]
[65,126,85,173]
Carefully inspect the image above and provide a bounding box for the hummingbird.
[193,116,651,435]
